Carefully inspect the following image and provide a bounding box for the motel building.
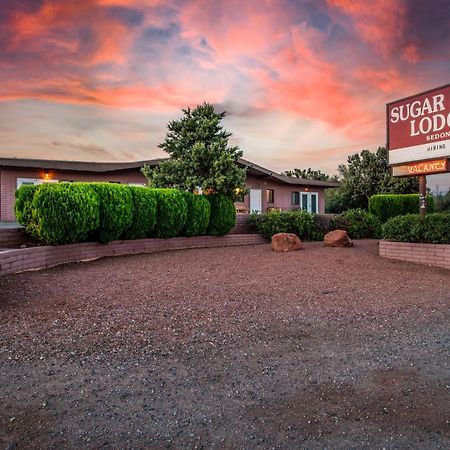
[0,157,339,222]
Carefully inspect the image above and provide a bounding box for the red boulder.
[324,230,353,248]
[271,233,302,252]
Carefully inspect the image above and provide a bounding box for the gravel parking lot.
[1,240,449,449]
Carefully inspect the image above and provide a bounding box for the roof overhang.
[0,156,340,188]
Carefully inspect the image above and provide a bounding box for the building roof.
[0,156,340,188]
[0,157,160,173]
[237,158,340,187]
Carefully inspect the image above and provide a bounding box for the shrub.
[181,193,211,236]
[15,184,40,238]
[420,212,450,244]
[382,214,422,242]
[330,208,381,239]
[152,189,187,238]
[248,210,325,241]
[369,194,434,223]
[248,211,289,239]
[206,194,236,236]
[382,212,450,244]
[90,183,133,243]
[123,186,157,239]
[287,210,324,240]
[32,183,100,245]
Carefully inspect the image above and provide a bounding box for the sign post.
[419,175,427,217]
[387,83,450,215]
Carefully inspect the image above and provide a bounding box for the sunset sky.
[0,0,449,190]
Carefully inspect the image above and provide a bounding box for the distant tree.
[282,167,337,182]
[142,103,247,200]
[329,147,418,212]
[434,189,450,211]
[325,188,353,214]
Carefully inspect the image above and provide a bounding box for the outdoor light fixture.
[44,170,49,179]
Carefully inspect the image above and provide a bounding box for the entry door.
[300,192,318,213]
[249,189,262,213]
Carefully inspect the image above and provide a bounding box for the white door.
[249,189,262,213]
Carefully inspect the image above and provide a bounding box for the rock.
[271,233,302,252]
[324,230,353,248]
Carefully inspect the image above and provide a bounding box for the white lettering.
[391,106,399,123]
[433,94,445,112]
[393,93,447,122]
[410,119,420,136]
[410,100,422,118]
[419,116,432,134]
[433,114,446,132]
[422,98,432,115]
[399,105,408,121]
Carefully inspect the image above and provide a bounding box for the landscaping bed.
[1,241,449,448]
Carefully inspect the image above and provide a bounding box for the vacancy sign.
[392,158,448,177]
[387,84,450,166]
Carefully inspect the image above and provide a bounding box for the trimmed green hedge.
[382,212,450,244]
[369,194,434,223]
[181,193,211,237]
[124,186,157,239]
[15,184,40,238]
[330,208,381,239]
[248,210,324,241]
[206,194,236,236]
[152,189,187,238]
[16,183,238,244]
[90,183,133,243]
[32,183,100,245]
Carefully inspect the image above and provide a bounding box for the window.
[292,191,300,205]
[300,192,319,213]
[16,178,59,189]
[266,189,274,204]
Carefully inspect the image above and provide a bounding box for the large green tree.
[142,103,246,200]
[326,147,418,212]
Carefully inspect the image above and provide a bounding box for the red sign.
[392,159,448,177]
[387,84,450,165]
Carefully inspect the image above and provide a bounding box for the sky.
[0,0,449,191]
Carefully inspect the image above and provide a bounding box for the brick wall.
[0,234,266,277]
[229,214,253,234]
[379,240,450,270]
[0,167,147,221]
[0,227,27,248]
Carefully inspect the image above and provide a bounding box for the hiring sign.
[387,84,450,166]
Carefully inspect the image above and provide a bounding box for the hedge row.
[369,194,434,223]
[382,213,450,244]
[248,208,381,240]
[15,183,235,245]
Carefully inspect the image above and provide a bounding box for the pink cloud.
[0,0,449,172]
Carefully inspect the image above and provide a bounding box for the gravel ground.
[0,240,449,449]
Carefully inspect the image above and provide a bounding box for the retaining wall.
[379,240,450,270]
[0,234,266,277]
